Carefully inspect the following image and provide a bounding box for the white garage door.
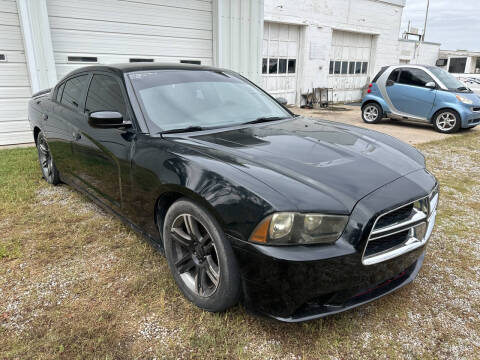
[46,0,214,79]
[328,30,373,103]
[0,0,32,145]
[261,22,299,104]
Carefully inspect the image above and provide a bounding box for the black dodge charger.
[28,63,438,322]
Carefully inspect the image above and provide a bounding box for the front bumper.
[230,169,437,321]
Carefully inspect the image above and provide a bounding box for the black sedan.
[28,63,438,322]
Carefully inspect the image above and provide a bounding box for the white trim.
[330,26,381,36]
[16,0,57,93]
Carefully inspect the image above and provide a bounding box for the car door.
[48,74,91,178]
[385,68,437,119]
[71,72,136,210]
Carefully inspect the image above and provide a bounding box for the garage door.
[328,30,373,103]
[0,0,32,145]
[46,0,214,79]
[261,22,299,105]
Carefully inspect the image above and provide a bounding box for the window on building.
[288,59,296,74]
[67,56,98,63]
[349,62,355,74]
[269,58,278,74]
[476,58,480,73]
[0,54,6,61]
[180,60,201,65]
[362,62,368,74]
[61,75,89,109]
[130,58,154,63]
[341,61,348,74]
[85,75,128,120]
[398,68,434,87]
[329,61,334,74]
[355,62,362,74]
[279,59,287,74]
[448,57,467,73]
[334,61,341,74]
[262,58,268,74]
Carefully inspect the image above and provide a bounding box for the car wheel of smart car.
[36,131,61,185]
[162,198,241,312]
[362,103,383,124]
[433,110,461,134]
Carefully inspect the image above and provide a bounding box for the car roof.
[63,62,223,78]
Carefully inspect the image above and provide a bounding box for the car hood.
[170,117,425,213]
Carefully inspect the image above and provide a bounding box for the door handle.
[73,131,81,141]
[43,114,48,121]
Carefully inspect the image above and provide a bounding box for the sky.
[400,0,480,51]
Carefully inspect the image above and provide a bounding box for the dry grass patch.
[1,133,480,359]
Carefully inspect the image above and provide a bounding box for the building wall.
[264,0,406,104]
[438,50,480,74]
[398,39,440,66]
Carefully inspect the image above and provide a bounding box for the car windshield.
[429,67,468,91]
[128,70,291,132]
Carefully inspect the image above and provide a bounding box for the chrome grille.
[362,187,439,265]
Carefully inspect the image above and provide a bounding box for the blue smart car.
[361,65,480,133]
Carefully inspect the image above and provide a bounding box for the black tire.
[361,102,383,124]
[432,109,461,134]
[36,131,61,185]
[162,198,241,312]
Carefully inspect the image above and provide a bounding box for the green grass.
[1,133,480,359]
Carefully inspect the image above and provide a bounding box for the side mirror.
[386,79,395,87]
[88,111,125,128]
[276,97,288,106]
[425,81,436,89]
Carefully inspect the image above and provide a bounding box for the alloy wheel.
[363,105,379,122]
[170,214,220,297]
[38,135,54,182]
[436,112,457,132]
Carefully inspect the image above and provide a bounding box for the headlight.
[249,212,349,245]
[456,95,473,105]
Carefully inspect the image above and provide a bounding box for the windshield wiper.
[457,86,469,91]
[243,116,289,125]
[160,126,205,135]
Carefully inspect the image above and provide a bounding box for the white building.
[262,0,408,104]
[437,50,480,74]
[398,39,440,66]
[0,0,263,146]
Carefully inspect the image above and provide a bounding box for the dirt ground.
[292,105,480,146]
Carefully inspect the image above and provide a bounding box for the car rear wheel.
[433,110,461,134]
[362,103,383,124]
[162,198,241,312]
[36,131,61,185]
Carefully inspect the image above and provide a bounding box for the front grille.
[362,187,439,265]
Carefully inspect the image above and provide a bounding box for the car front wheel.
[36,131,61,185]
[362,103,383,124]
[162,198,241,312]
[433,110,461,134]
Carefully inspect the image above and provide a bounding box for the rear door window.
[388,69,400,83]
[398,68,434,87]
[61,75,89,110]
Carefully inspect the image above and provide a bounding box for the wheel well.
[154,191,185,242]
[431,108,460,122]
[362,100,381,110]
[33,127,41,144]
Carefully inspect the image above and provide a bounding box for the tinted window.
[334,61,341,74]
[61,75,89,109]
[329,61,334,74]
[398,68,434,87]
[262,58,268,74]
[85,75,127,119]
[341,61,348,74]
[349,62,355,74]
[362,62,368,74]
[448,58,467,73]
[372,66,388,82]
[355,62,362,74]
[388,69,400,82]
[56,82,65,102]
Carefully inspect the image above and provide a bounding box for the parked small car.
[362,65,480,133]
[28,63,438,322]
